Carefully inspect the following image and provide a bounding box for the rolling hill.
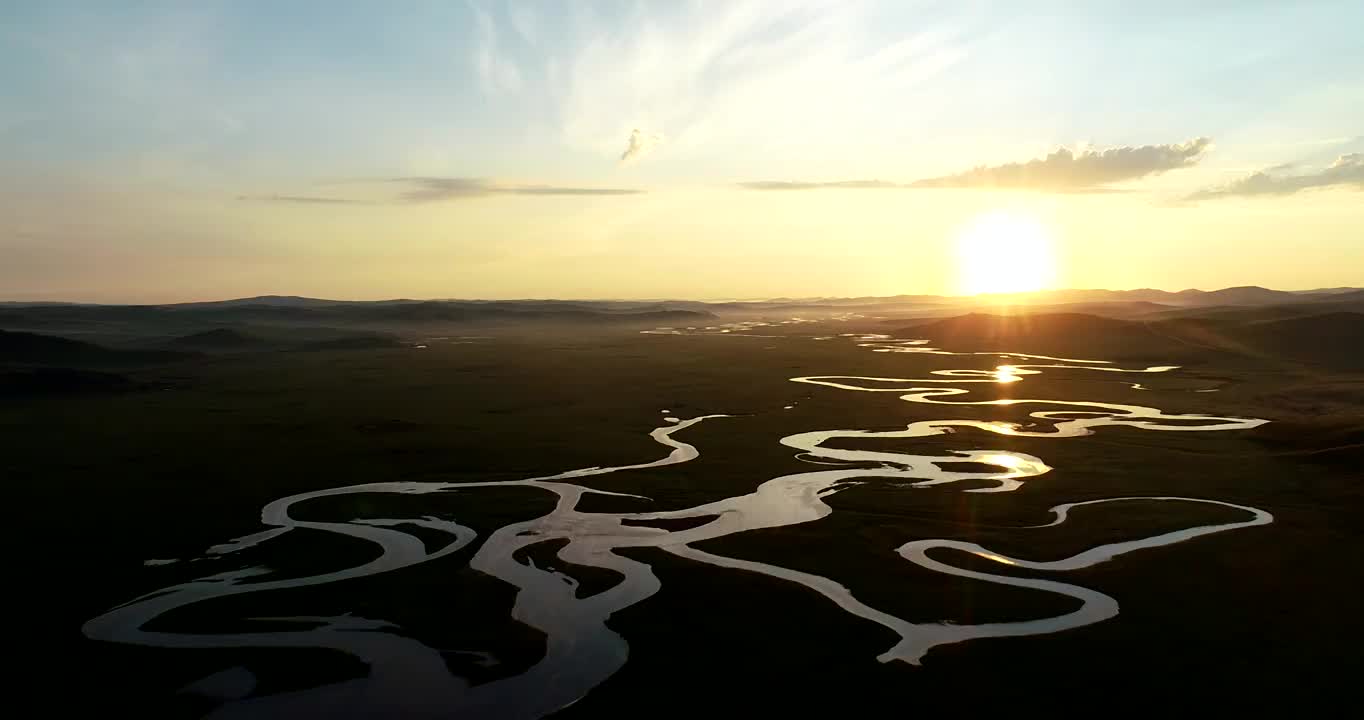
[0,329,192,366]
[0,301,718,338]
[898,312,1193,361]
[164,328,270,350]
[898,310,1364,371]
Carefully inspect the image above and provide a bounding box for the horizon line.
[2,284,1358,307]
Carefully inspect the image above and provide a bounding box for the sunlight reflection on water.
[87,328,1272,718]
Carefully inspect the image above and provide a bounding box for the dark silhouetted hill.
[1181,286,1295,305]
[1148,295,1364,323]
[1293,287,1363,296]
[1152,311,1364,371]
[981,301,1175,318]
[898,313,1194,361]
[165,328,269,350]
[169,295,346,309]
[299,334,405,351]
[1232,312,1364,370]
[0,329,192,366]
[899,309,1364,370]
[969,286,1360,308]
[0,301,717,335]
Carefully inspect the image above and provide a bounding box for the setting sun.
[956,211,1058,295]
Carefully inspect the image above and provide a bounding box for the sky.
[2,0,1362,302]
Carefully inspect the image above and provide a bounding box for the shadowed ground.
[7,311,1361,715]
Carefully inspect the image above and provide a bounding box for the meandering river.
[84,328,1272,718]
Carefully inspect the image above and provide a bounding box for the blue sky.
[2,1,1361,300]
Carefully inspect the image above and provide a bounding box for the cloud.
[388,178,643,202]
[507,5,539,45]
[237,194,361,205]
[738,138,1208,193]
[619,129,663,165]
[471,3,521,94]
[909,138,1212,191]
[239,180,645,205]
[1187,153,1364,200]
[554,3,970,161]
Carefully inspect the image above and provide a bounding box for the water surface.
[85,328,1272,717]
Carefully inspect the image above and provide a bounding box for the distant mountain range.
[3,285,1361,311]
[985,286,1364,306]
[3,285,1360,381]
[759,285,1364,309]
[2,286,1361,348]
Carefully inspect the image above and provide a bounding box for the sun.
[956,211,1058,295]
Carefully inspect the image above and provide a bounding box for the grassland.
[6,312,1362,715]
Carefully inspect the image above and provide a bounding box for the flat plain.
[7,305,1362,715]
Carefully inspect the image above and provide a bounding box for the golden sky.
[3,2,1361,302]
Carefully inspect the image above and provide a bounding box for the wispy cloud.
[739,139,1210,193]
[471,2,521,94]
[389,178,642,202]
[909,138,1212,192]
[619,129,663,165]
[542,2,971,161]
[507,5,539,45]
[237,194,362,205]
[240,179,644,205]
[1187,153,1364,200]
